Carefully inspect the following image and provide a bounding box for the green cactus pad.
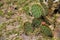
[40,25,53,37]
[32,18,41,27]
[31,4,44,18]
[24,22,33,35]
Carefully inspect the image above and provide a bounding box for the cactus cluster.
[24,22,33,35]
[22,3,52,37]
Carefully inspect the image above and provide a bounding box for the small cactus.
[24,22,33,35]
[32,18,41,28]
[31,4,44,18]
[40,25,53,37]
[30,3,48,18]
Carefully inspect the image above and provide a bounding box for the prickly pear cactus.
[40,25,53,37]
[30,4,48,18]
[31,4,44,18]
[24,22,33,35]
[32,18,41,28]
